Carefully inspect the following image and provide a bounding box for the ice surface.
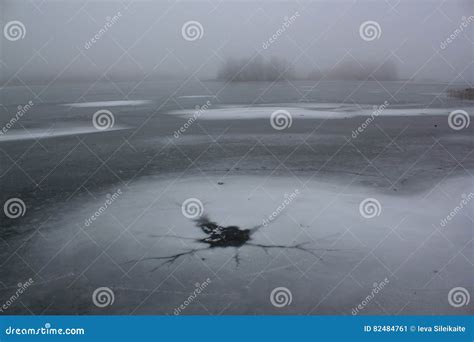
[7,173,471,314]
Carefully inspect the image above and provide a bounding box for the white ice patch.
[165,103,471,120]
[166,105,350,120]
[177,95,217,99]
[57,173,473,275]
[0,125,127,142]
[62,100,151,108]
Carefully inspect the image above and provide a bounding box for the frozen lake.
[0,80,472,315]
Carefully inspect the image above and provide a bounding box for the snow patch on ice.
[164,103,469,120]
[61,100,151,107]
[177,95,217,99]
[0,125,127,142]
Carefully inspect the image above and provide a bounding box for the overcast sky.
[1,0,472,84]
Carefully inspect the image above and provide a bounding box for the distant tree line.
[447,88,474,100]
[216,56,296,82]
[216,56,399,82]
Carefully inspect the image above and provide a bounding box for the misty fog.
[1,0,472,85]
